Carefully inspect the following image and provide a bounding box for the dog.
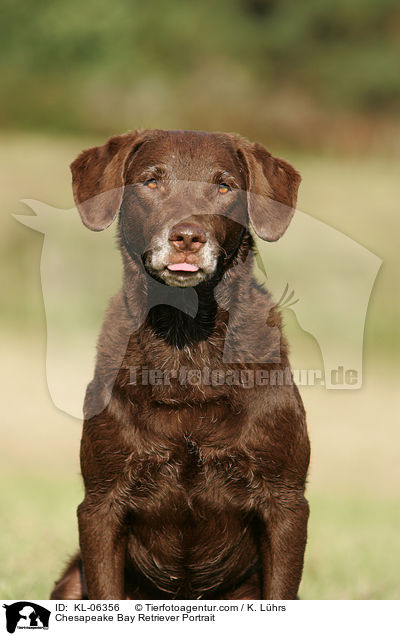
[50,129,310,600]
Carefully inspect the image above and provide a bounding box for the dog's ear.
[238,141,301,242]
[70,131,144,231]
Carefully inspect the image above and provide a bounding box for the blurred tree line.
[1,0,399,147]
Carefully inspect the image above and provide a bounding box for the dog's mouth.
[167,262,199,273]
[143,252,218,288]
[149,262,210,287]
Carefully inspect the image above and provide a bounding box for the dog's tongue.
[168,263,199,272]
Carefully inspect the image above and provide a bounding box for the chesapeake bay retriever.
[50,129,310,600]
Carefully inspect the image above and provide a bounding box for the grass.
[0,472,82,599]
[302,494,400,599]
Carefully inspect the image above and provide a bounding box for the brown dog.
[50,129,310,600]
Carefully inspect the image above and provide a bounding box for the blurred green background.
[1,0,399,600]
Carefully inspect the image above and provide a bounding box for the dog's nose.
[168,223,207,253]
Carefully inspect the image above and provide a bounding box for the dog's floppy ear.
[239,141,301,242]
[70,131,144,231]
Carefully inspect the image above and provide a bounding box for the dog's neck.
[147,282,219,349]
[120,237,256,350]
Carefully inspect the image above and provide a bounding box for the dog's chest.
[125,406,266,515]
[127,331,233,403]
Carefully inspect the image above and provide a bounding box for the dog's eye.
[218,183,231,195]
[144,178,158,189]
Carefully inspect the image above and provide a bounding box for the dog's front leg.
[78,499,127,599]
[260,493,309,600]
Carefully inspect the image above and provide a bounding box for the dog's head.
[71,129,301,287]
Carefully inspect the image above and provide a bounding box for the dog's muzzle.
[144,222,219,287]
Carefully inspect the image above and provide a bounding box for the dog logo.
[2,603,50,633]
[14,196,381,417]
